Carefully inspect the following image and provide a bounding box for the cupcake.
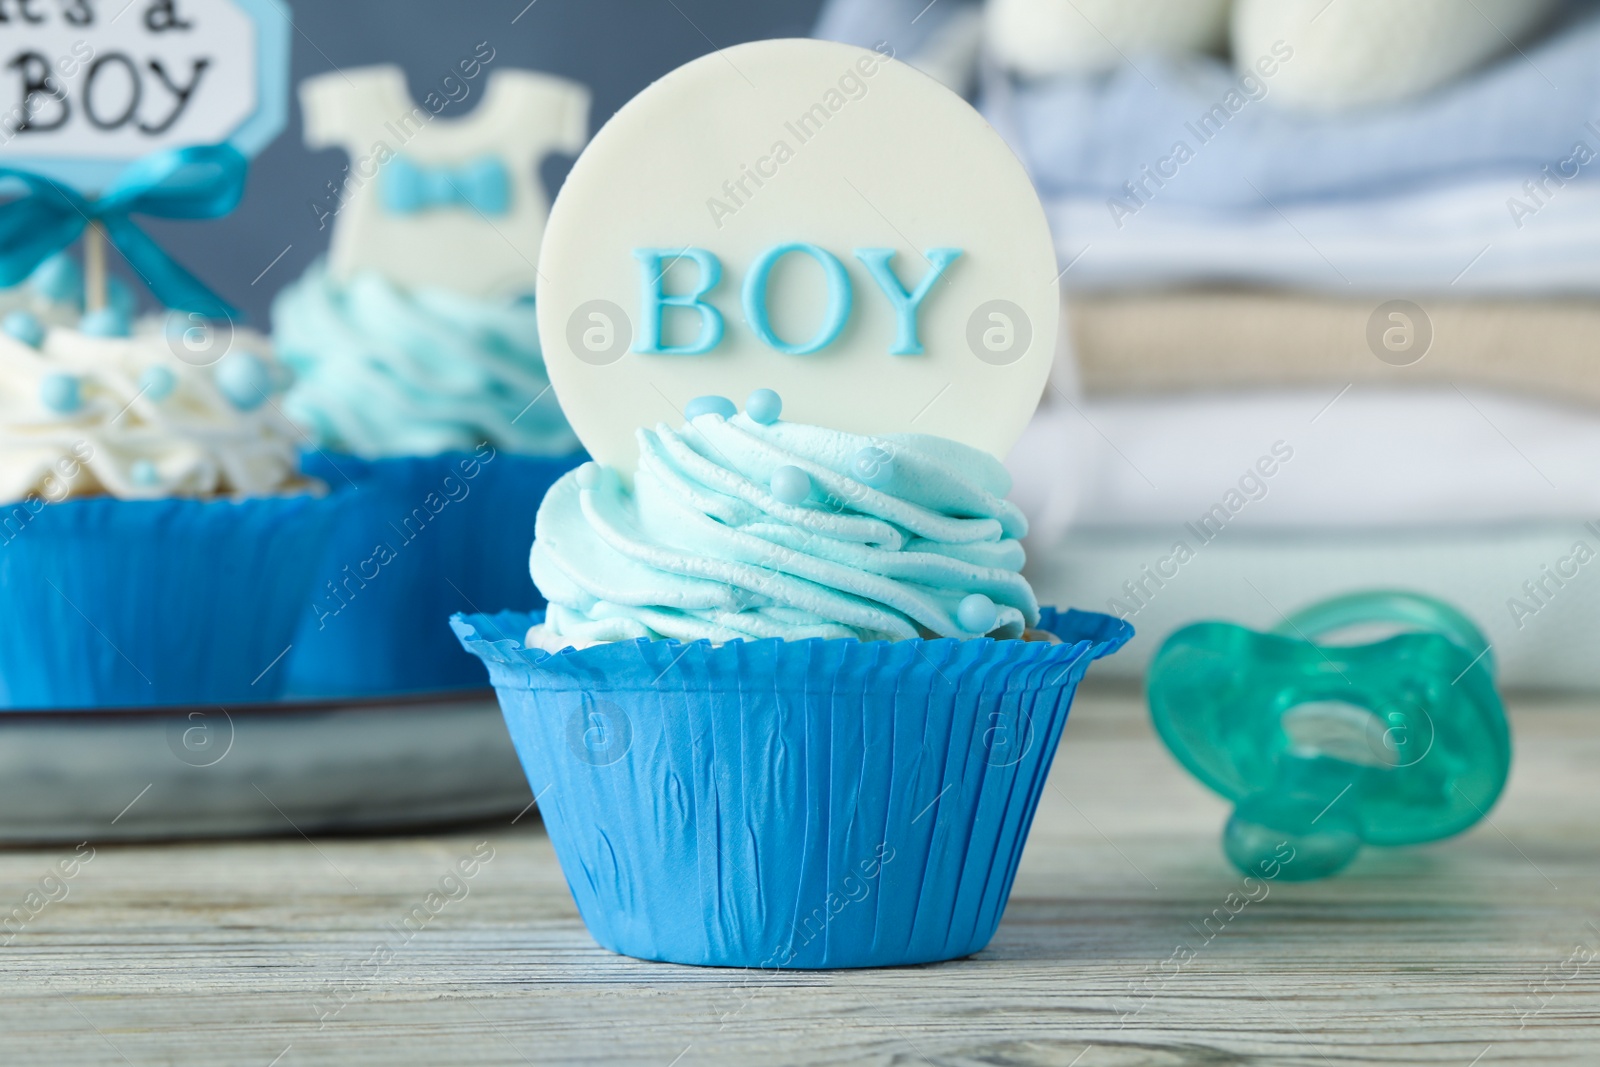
[454,391,1130,968]
[273,262,585,697]
[0,304,344,709]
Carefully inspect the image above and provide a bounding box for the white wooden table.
[2,684,1596,1066]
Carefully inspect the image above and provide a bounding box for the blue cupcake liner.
[0,491,347,709]
[285,449,585,698]
[453,607,1132,969]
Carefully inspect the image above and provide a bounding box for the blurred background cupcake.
[274,63,591,698]
[0,272,342,709]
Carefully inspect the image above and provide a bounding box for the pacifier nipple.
[1222,758,1364,882]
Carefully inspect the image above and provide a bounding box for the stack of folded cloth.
[819,0,1600,688]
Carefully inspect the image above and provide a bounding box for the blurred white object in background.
[986,0,1231,79]
[905,2,986,94]
[1232,0,1560,111]
[1009,385,1600,689]
[1011,386,1600,533]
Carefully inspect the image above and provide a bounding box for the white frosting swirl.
[0,318,308,503]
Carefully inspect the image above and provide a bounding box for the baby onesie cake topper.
[300,62,589,298]
[536,38,1060,470]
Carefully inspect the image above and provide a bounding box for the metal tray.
[0,690,531,844]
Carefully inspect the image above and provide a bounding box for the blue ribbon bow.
[0,144,248,320]
[382,155,510,217]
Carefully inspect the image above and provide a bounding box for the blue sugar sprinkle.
[107,275,137,318]
[3,311,45,348]
[80,306,131,338]
[138,365,177,402]
[770,465,812,505]
[216,353,272,411]
[957,593,999,635]
[29,254,81,305]
[40,373,81,414]
[685,395,737,421]
[745,388,782,424]
[852,445,895,489]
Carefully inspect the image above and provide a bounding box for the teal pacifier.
[1147,591,1511,881]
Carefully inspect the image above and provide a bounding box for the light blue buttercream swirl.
[529,410,1040,645]
[273,260,578,458]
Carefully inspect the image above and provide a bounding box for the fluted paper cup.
[286,449,585,697]
[453,607,1131,969]
[0,491,345,709]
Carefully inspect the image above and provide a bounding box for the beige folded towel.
[1069,289,1600,409]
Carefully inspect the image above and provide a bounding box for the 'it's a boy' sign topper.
[538,39,1060,470]
[0,0,288,189]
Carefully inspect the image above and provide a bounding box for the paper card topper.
[536,38,1059,471]
[0,0,289,191]
[301,63,590,298]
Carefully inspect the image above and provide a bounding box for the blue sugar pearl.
[770,465,811,505]
[684,395,736,421]
[29,253,81,305]
[40,373,81,414]
[216,353,272,411]
[270,360,297,392]
[957,593,999,635]
[138,365,177,402]
[80,306,131,338]
[3,311,45,348]
[575,461,601,490]
[107,276,137,318]
[852,445,895,489]
[130,459,160,486]
[746,388,782,425]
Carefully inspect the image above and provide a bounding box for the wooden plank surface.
[1,684,1596,1066]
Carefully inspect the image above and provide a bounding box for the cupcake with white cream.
[0,310,343,708]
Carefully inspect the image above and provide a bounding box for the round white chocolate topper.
[537,38,1058,469]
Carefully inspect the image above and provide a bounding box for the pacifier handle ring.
[1270,590,1495,679]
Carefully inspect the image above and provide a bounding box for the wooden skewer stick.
[84,221,107,313]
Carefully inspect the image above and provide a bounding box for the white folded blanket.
[1007,386,1600,546]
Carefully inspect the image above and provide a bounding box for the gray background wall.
[139,0,825,325]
